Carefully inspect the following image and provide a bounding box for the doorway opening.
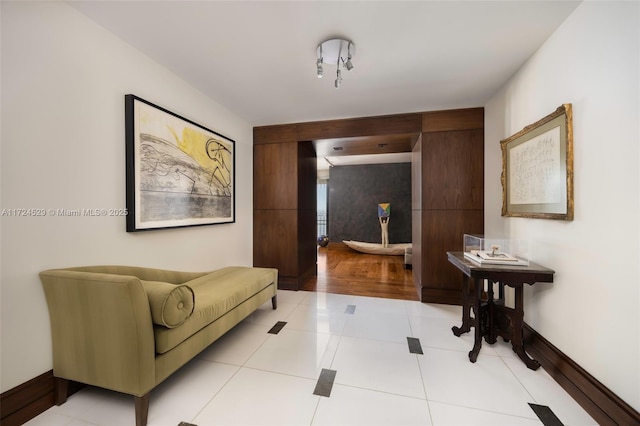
[304,136,419,301]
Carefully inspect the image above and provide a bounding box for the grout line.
[414,340,434,425]
[430,400,544,422]
[309,391,323,426]
[189,364,243,424]
[500,353,539,404]
[331,382,429,401]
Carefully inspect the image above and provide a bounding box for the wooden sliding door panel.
[411,136,422,210]
[412,209,422,289]
[253,209,298,277]
[421,210,483,290]
[254,142,298,210]
[297,141,318,285]
[298,208,318,284]
[297,141,317,212]
[411,135,423,295]
[422,129,484,210]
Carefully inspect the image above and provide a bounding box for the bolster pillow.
[140,280,195,328]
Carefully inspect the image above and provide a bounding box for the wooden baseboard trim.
[1,371,86,426]
[524,323,640,425]
[0,370,54,426]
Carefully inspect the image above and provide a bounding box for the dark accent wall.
[329,163,411,244]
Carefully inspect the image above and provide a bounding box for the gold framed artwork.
[501,104,573,220]
[125,94,235,231]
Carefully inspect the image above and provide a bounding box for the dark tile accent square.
[529,403,564,426]
[313,368,337,397]
[345,305,356,314]
[268,321,287,334]
[407,337,423,354]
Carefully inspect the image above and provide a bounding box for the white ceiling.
[69,0,580,168]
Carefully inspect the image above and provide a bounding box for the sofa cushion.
[141,280,195,328]
[153,266,277,354]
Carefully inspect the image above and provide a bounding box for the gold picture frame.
[501,104,573,220]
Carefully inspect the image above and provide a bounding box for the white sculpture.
[378,203,390,248]
[379,216,389,248]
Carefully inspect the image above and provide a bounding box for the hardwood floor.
[301,243,420,301]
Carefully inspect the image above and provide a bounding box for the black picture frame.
[125,94,235,232]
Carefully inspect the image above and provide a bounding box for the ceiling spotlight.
[345,42,354,71]
[316,44,323,78]
[335,69,342,88]
[344,58,354,71]
[316,38,355,89]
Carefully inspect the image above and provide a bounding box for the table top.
[447,251,554,283]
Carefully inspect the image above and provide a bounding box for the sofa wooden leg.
[54,377,69,405]
[135,393,150,426]
[271,295,278,310]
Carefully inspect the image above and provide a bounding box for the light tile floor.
[27,290,597,426]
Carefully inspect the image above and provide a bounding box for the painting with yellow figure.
[125,94,235,231]
[171,127,233,197]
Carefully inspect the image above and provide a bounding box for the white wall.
[0,2,253,392]
[485,1,639,411]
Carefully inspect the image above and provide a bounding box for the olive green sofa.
[40,265,278,426]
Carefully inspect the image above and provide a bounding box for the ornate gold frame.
[501,104,574,220]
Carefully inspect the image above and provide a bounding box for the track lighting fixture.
[316,38,355,89]
[316,45,323,78]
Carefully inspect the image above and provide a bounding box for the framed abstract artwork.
[501,104,574,220]
[125,94,235,231]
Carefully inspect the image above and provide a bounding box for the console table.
[447,251,554,370]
